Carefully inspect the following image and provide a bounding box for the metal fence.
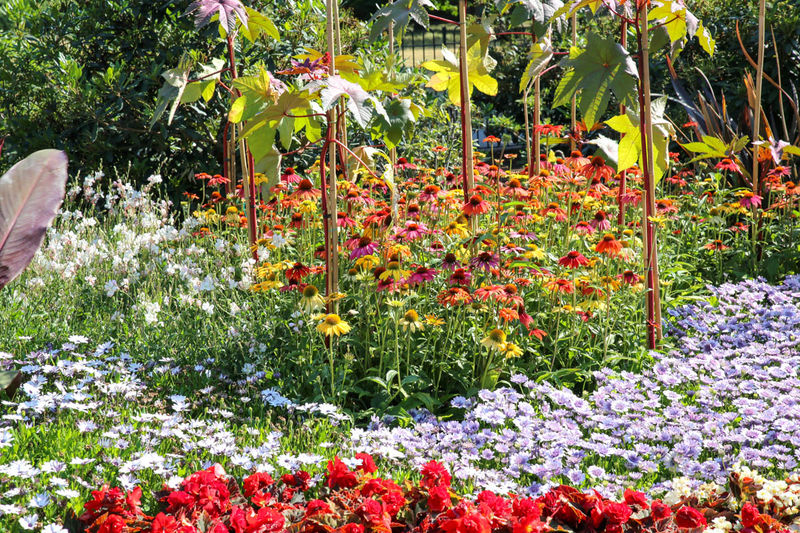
[399,25,460,66]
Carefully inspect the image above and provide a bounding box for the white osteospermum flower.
[18,514,39,530]
[28,493,51,508]
[42,524,69,533]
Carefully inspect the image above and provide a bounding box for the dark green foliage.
[0,0,223,186]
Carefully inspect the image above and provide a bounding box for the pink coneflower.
[590,210,611,231]
[618,270,641,285]
[441,252,462,271]
[655,199,679,215]
[510,229,537,241]
[573,221,595,235]
[768,165,791,179]
[350,236,379,259]
[558,251,589,269]
[739,191,762,208]
[408,266,438,285]
[500,283,523,306]
[337,212,358,228]
[281,167,303,184]
[207,174,230,187]
[470,251,500,271]
[503,178,529,199]
[419,184,441,203]
[715,158,741,173]
[448,268,472,286]
[395,157,417,170]
[501,244,526,254]
[396,221,430,241]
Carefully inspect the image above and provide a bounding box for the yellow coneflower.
[386,298,405,308]
[299,200,318,214]
[444,220,469,238]
[326,292,347,303]
[425,314,445,327]
[299,285,326,314]
[523,244,546,260]
[500,342,523,359]
[355,254,380,271]
[481,329,507,351]
[399,309,424,332]
[380,261,409,281]
[316,314,351,337]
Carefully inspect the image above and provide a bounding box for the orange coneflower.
[565,150,590,171]
[437,287,472,306]
[558,251,589,269]
[705,240,729,251]
[474,284,506,302]
[498,307,519,324]
[541,202,567,221]
[462,194,490,216]
[595,233,623,256]
[545,278,574,294]
[293,178,321,201]
[581,156,615,183]
[500,283,523,306]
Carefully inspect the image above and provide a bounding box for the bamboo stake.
[533,26,541,176]
[325,0,340,303]
[637,3,662,346]
[751,0,766,193]
[570,13,577,152]
[618,18,628,227]
[523,85,531,174]
[333,0,349,181]
[458,0,475,207]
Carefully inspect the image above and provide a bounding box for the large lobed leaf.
[0,150,68,290]
[368,0,434,42]
[553,32,638,129]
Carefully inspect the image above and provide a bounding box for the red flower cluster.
[79,459,793,533]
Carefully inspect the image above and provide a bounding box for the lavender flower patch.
[352,276,800,496]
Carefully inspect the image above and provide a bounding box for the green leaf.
[696,21,715,56]
[422,40,498,106]
[553,33,638,128]
[519,36,553,92]
[368,0,434,41]
[277,117,294,150]
[605,98,675,182]
[239,7,279,43]
[372,97,418,149]
[229,95,248,123]
[150,53,193,127]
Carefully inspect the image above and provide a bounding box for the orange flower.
[580,156,615,182]
[462,194,490,216]
[595,234,622,256]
